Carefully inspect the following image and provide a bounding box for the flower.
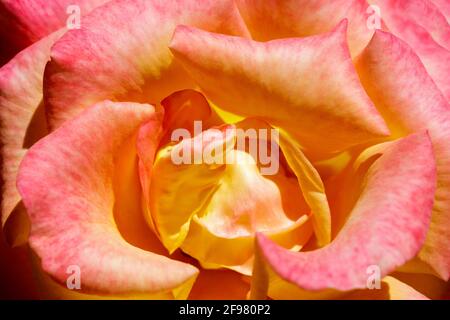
[1,0,449,300]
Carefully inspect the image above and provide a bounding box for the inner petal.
[197,150,298,238]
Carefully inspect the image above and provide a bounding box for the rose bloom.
[0,0,449,300]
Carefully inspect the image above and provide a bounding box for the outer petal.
[370,0,450,100]
[0,0,109,65]
[16,101,198,297]
[356,31,450,280]
[44,0,250,129]
[169,22,389,156]
[250,132,436,299]
[235,0,375,56]
[0,31,63,245]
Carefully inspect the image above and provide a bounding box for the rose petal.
[180,149,312,275]
[370,0,450,100]
[343,276,429,300]
[188,269,250,300]
[277,131,331,246]
[0,31,63,245]
[150,125,237,253]
[235,0,375,56]
[250,132,436,299]
[17,100,198,297]
[169,22,389,156]
[429,0,450,22]
[356,30,450,280]
[44,0,250,129]
[0,0,109,65]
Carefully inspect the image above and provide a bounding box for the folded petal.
[44,0,250,129]
[0,31,63,245]
[17,100,198,297]
[356,30,450,280]
[169,22,389,156]
[137,90,224,236]
[277,131,331,246]
[370,0,450,100]
[251,132,436,299]
[235,0,375,56]
[0,0,109,65]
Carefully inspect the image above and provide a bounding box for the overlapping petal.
[44,0,250,129]
[169,22,389,156]
[251,132,436,299]
[355,30,450,280]
[370,0,450,100]
[17,100,198,297]
[0,31,63,245]
[235,0,375,56]
[0,0,109,65]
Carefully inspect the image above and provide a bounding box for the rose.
[0,0,449,300]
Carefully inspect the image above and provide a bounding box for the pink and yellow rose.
[0,0,449,300]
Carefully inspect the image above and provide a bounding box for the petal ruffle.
[17,100,198,297]
[169,22,389,156]
[44,0,250,129]
[356,30,450,280]
[250,132,436,299]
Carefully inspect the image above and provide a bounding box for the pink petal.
[44,0,250,129]
[17,100,198,297]
[0,31,63,244]
[356,30,450,280]
[429,0,450,22]
[251,132,436,298]
[235,0,375,56]
[370,0,450,100]
[0,0,109,65]
[169,22,389,156]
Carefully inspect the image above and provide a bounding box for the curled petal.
[356,30,450,280]
[44,0,250,129]
[251,132,436,299]
[277,131,331,246]
[17,101,198,297]
[169,22,389,155]
[235,0,375,56]
[0,31,63,245]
